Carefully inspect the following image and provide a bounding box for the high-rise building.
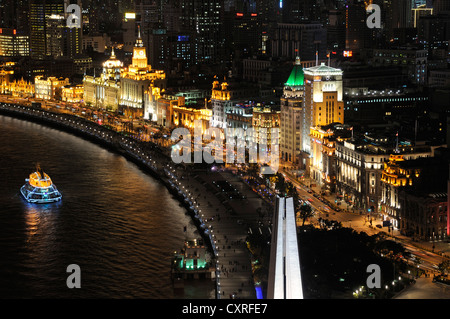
[0,0,29,33]
[372,48,428,85]
[29,0,65,60]
[0,28,30,57]
[29,0,82,60]
[280,57,305,166]
[271,23,327,61]
[433,0,450,14]
[302,62,344,155]
[179,0,225,64]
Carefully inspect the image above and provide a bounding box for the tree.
[298,204,314,226]
[438,260,450,275]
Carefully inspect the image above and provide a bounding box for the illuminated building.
[45,14,66,58]
[0,28,29,57]
[29,0,65,60]
[62,84,83,103]
[120,27,166,119]
[336,136,391,212]
[0,62,34,97]
[179,0,224,64]
[83,48,122,110]
[310,124,348,192]
[412,6,433,28]
[155,94,211,134]
[380,151,438,230]
[252,105,280,154]
[343,87,429,124]
[34,75,70,100]
[8,78,35,98]
[302,62,343,179]
[226,101,253,131]
[0,62,15,94]
[210,78,259,129]
[280,57,304,166]
[156,95,183,128]
[173,104,212,134]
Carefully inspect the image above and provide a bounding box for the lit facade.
[0,28,29,57]
[62,85,84,103]
[34,76,70,100]
[83,48,122,110]
[310,125,342,191]
[252,105,280,154]
[380,152,435,229]
[120,27,166,119]
[336,138,391,212]
[303,62,344,156]
[280,57,304,166]
[173,105,212,134]
[210,79,260,130]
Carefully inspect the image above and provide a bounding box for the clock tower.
[132,26,149,69]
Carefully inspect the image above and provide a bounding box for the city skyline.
[0,0,449,304]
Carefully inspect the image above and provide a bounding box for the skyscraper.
[280,57,305,166]
[179,0,225,64]
[303,62,344,154]
[29,0,65,60]
[29,0,82,60]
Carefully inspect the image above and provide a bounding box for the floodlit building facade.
[83,48,123,110]
[120,27,166,120]
[280,57,305,166]
[34,75,69,100]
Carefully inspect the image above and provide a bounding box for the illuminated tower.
[29,0,65,60]
[120,26,166,119]
[131,26,148,69]
[280,56,305,166]
[302,63,343,153]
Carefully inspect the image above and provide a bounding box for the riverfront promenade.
[164,164,270,299]
[0,102,262,299]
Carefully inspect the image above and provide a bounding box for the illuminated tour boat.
[20,165,62,203]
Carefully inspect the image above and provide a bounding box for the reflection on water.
[24,202,60,241]
[0,115,211,298]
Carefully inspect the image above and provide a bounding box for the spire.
[111,46,115,58]
[135,25,144,47]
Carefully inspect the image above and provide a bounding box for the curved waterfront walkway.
[0,102,260,299]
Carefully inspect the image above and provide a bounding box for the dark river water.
[0,115,210,298]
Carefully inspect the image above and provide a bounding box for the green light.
[285,58,304,87]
